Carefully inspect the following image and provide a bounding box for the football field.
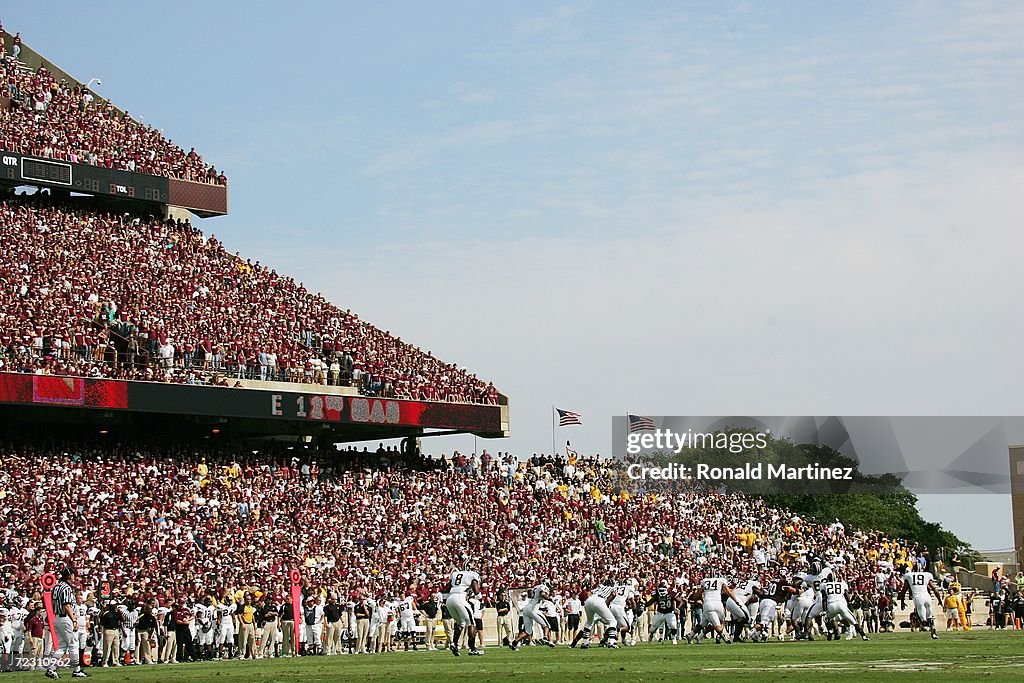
[19,631,1024,682]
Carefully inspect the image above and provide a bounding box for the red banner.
[32,376,85,405]
[40,572,58,646]
[0,374,129,408]
[289,568,303,655]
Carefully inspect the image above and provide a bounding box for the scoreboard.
[1,151,227,217]
[21,157,73,185]
[2,151,168,203]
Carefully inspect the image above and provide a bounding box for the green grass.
[17,631,1024,682]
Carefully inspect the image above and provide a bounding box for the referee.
[47,566,88,679]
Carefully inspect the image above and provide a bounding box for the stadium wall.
[0,372,505,435]
[1010,445,1024,567]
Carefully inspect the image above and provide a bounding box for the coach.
[495,591,513,647]
[99,602,122,667]
[259,598,279,659]
[173,602,195,662]
[46,566,87,679]
[419,594,440,651]
[280,595,296,656]
[353,598,370,654]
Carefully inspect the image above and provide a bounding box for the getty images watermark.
[610,415,1022,495]
[621,427,854,483]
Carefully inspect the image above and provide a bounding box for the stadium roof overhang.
[0,373,508,443]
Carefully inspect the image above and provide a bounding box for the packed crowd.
[0,193,497,403]
[0,441,940,612]
[0,439,984,670]
[1,24,225,184]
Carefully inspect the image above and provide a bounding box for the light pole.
[85,77,102,90]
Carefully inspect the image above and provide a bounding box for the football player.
[753,576,794,642]
[398,593,418,651]
[725,576,759,642]
[791,558,831,640]
[215,593,236,660]
[821,574,869,641]
[445,563,484,656]
[646,584,680,644]
[570,579,618,649]
[8,596,27,666]
[0,608,12,673]
[610,579,638,646]
[510,583,557,650]
[898,567,942,640]
[196,596,215,660]
[73,592,90,667]
[687,575,736,644]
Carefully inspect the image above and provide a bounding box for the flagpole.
[551,405,556,456]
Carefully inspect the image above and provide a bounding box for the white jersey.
[795,568,831,599]
[449,570,480,594]
[700,577,729,607]
[740,580,761,600]
[610,584,636,607]
[529,584,550,604]
[821,581,849,606]
[218,602,235,623]
[9,606,26,631]
[185,605,197,636]
[74,603,88,631]
[196,604,213,629]
[904,571,934,600]
[589,584,615,601]
[399,596,416,619]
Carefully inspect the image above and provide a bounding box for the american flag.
[556,408,582,426]
[628,414,657,433]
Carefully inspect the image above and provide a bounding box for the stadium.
[2,11,1023,683]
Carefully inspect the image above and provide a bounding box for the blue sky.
[5,2,1023,550]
